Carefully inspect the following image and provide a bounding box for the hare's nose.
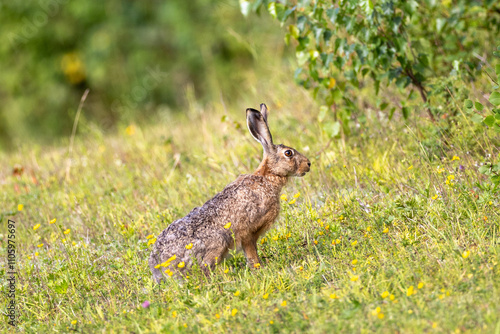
[307,161,311,167]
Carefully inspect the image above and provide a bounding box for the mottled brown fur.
[149,104,310,282]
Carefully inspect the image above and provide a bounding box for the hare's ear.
[260,103,269,124]
[246,107,274,153]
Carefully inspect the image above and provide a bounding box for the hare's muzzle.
[298,159,311,176]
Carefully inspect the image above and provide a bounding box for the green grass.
[1,77,499,333]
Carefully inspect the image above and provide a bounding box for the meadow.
[1,72,500,333]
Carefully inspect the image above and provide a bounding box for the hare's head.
[247,104,311,177]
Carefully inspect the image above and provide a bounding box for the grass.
[1,74,499,333]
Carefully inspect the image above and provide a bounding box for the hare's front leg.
[242,238,262,268]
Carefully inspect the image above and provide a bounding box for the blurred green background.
[0,0,287,150]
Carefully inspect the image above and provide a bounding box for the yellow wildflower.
[270,320,274,324]
[185,243,193,250]
[432,322,438,329]
[288,198,296,205]
[178,262,185,268]
[165,269,173,277]
[451,156,460,161]
[215,313,220,319]
[352,259,358,265]
[234,291,240,297]
[231,308,238,316]
[125,125,136,136]
[33,224,41,231]
[329,293,339,299]
[407,286,415,296]
[224,268,229,273]
[37,243,44,248]
[418,282,424,289]
[389,294,395,301]
[63,229,71,234]
[293,192,300,198]
[263,293,269,299]
[462,250,470,259]
[313,240,318,245]
[147,238,156,246]
[366,226,371,232]
[335,239,341,244]
[351,240,357,246]
[328,77,336,89]
[407,165,413,170]
[280,194,288,201]
[378,313,385,319]
[35,252,39,256]
[254,263,261,268]
[281,301,287,307]
[224,222,232,229]
[18,204,24,211]
[432,194,438,200]
[146,234,154,239]
[172,310,177,318]
[154,264,161,269]
[49,218,57,224]
[71,320,77,325]
[350,275,359,282]
[383,227,389,233]
[381,291,389,298]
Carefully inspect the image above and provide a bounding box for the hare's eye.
[284,150,293,157]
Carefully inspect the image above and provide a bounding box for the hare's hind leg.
[200,233,232,275]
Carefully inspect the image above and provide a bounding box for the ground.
[1,77,499,333]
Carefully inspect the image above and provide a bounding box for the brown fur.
[148,104,310,282]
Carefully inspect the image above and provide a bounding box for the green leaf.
[478,165,490,174]
[489,92,500,106]
[402,107,410,119]
[436,18,446,32]
[318,106,328,122]
[267,2,277,19]
[496,64,500,77]
[296,51,308,66]
[323,121,341,138]
[470,114,483,123]
[464,99,473,109]
[389,107,396,121]
[326,7,340,24]
[484,115,495,127]
[239,0,251,17]
[289,25,299,39]
[474,102,484,111]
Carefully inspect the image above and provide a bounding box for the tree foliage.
[0,1,277,148]
[244,0,500,135]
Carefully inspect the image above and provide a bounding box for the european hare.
[149,104,310,281]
